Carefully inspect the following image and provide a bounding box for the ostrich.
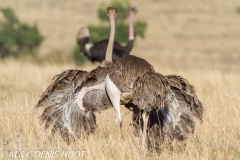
[76,6,136,66]
[77,7,172,145]
[77,7,203,145]
[77,7,153,112]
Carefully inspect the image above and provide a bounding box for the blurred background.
[1,0,239,70]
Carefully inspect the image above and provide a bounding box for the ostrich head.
[130,6,136,11]
[76,27,90,40]
[107,7,117,18]
[76,27,90,55]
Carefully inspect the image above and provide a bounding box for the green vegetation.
[73,45,88,65]
[0,8,44,59]
[237,7,240,14]
[90,0,147,43]
[73,0,147,65]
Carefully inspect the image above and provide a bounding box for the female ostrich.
[77,7,173,144]
[77,7,203,145]
[76,6,136,66]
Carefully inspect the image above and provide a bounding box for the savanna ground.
[1,0,240,159]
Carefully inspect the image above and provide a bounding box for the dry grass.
[1,0,240,159]
[1,53,240,159]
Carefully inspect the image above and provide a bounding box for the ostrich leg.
[105,74,122,145]
[142,110,149,146]
[105,74,122,127]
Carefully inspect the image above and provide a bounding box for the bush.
[73,45,88,65]
[237,7,240,14]
[89,0,147,43]
[0,8,44,59]
[73,0,147,65]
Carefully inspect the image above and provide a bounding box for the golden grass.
[1,0,240,159]
[1,52,240,159]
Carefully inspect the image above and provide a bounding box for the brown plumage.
[166,75,203,121]
[35,70,88,109]
[129,71,180,144]
[76,7,200,146]
[76,8,155,128]
[35,68,113,143]
[131,74,204,148]
[108,55,154,93]
[133,71,172,111]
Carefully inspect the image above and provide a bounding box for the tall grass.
[1,51,239,159]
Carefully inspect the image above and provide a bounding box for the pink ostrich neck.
[129,7,135,40]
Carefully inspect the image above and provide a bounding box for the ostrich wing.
[131,73,203,146]
[35,69,88,109]
[35,69,111,143]
[166,75,203,122]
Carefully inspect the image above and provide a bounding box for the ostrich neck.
[129,10,134,40]
[105,15,115,63]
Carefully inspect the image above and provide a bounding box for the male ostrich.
[76,6,136,66]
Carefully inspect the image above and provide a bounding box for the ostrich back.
[108,55,154,92]
[133,71,172,111]
[80,66,109,88]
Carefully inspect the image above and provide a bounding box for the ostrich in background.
[76,6,136,66]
